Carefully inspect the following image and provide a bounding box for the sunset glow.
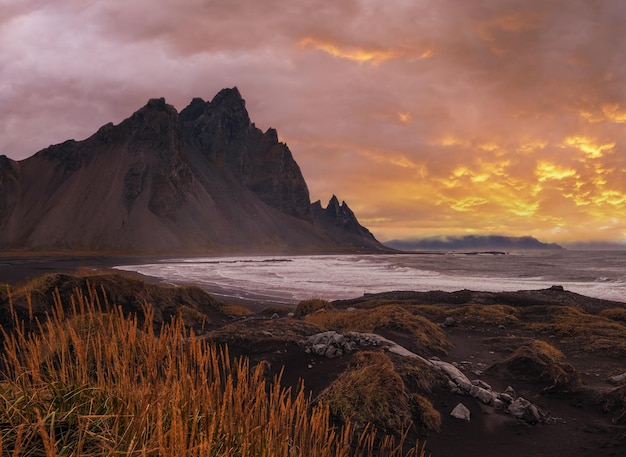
[1,0,625,246]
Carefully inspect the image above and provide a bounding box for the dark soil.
[2,259,625,457]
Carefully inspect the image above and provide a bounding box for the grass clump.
[489,339,579,392]
[305,305,451,356]
[528,306,626,356]
[319,352,413,432]
[0,286,426,456]
[599,307,626,324]
[295,298,333,318]
[410,304,521,327]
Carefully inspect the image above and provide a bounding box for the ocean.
[114,250,626,305]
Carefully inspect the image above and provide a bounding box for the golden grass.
[305,305,451,355]
[528,306,626,356]
[410,304,521,326]
[0,285,427,456]
[320,352,408,431]
[599,307,626,324]
[492,339,579,392]
[220,303,253,317]
[294,298,333,318]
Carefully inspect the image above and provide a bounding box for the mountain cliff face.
[0,88,388,254]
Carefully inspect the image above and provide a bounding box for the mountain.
[385,235,563,251]
[0,88,388,254]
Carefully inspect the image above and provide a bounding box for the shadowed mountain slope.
[0,88,388,254]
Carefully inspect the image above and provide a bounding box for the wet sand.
[0,255,165,286]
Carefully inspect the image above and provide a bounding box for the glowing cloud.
[602,103,626,123]
[563,136,615,158]
[298,37,432,65]
[535,161,577,182]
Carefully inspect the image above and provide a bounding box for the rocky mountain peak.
[0,88,389,253]
[311,197,385,251]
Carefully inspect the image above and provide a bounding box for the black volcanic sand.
[2,257,626,457]
[0,255,163,286]
[0,254,287,312]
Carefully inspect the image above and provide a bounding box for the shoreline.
[3,252,626,309]
[0,254,294,310]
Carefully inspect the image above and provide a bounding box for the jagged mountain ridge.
[0,88,387,253]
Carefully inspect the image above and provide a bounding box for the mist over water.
[115,251,626,305]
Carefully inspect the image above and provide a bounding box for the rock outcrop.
[0,88,390,254]
[311,195,382,250]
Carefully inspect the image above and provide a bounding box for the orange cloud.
[602,103,626,123]
[535,161,577,182]
[563,136,615,158]
[298,37,432,65]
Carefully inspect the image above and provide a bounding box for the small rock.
[504,386,516,397]
[312,344,327,356]
[287,312,295,318]
[507,397,541,424]
[325,346,342,358]
[261,331,274,337]
[472,379,492,391]
[470,385,495,405]
[271,313,279,320]
[450,403,471,421]
[346,307,356,312]
[444,317,456,327]
[493,399,506,410]
[607,372,626,384]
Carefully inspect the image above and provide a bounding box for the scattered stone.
[312,344,327,356]
[325,346,342,358]
[270,313,279,320]
[450,403,471,421]
[472,379,492,391]
[493,399,506,410]
[505,386,516,397]
[607,371,626,385]
[261,330,274,337]
[507,397,541,424]
[470,385,496,405]
[444,317,456,327]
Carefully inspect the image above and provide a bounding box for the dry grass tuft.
[0,286,427,456]
[489,339,579,392]
[410,304,521,326]
[295,298,333,318]
[220,303,253,317]
[528,306,626,356]
[305,305,451,356]
[319,351,410,433]
[599,307,626,324]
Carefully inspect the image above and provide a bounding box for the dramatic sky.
[2,0,625,245]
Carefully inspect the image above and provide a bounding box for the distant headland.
[384,235,563,251]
